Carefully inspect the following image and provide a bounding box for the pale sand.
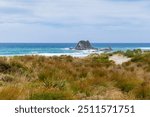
[109,54,131,65]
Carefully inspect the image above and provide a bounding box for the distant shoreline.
[0,43,150,57]
[0,52,102,58]
[0,49,150,58]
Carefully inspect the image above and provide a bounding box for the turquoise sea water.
[0,43,150,57]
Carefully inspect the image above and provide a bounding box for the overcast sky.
[0,0,150,43]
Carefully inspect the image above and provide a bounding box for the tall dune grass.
[0,50,150,100]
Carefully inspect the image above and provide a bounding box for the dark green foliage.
[38,70,66,89]
[0,60,28,74]
[125,50,134,57]
[113,51,125,55]
[91,53,111,64]
[0,62,11,73]
[125,49,142,58]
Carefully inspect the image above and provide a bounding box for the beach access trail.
[109,54,131,65]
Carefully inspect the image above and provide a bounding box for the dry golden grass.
[0,50,150,100]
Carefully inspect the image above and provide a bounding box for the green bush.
[38,70,66,89]
[0,62,11,73]
[125,49,142,58]
[125,50,134,57]
[93,54,110,63]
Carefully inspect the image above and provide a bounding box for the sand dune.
[109,54,131,65]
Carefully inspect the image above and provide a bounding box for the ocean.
[0,43,150,57]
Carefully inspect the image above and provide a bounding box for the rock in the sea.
[99,47,112,52]
[75,40,95,50]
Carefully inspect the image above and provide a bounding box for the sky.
[0,0,150,43]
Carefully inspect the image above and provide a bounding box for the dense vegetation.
[0,50,150,100]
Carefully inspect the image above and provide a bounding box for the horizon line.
[0,42,150,44]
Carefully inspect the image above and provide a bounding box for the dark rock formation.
[75,40,95,50]
[99,47,112,52]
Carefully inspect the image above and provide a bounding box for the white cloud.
[0,0,149,25]
[0,0,150,42]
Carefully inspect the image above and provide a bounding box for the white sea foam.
[63,48,70,50]
[139,47,150,50]
[0,48,105,57]
[35,53,87,57]
[32,49,103,57]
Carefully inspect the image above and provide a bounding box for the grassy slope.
[0,50,150,100]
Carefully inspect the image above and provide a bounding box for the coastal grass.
[0,50,150,100]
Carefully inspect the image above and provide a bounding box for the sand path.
[109,54,131,65]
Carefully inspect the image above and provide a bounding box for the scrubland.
[0,49,150,100]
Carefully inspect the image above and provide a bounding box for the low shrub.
[125,50,134,57]
[38,70,66,89]
[0,61,11,73]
